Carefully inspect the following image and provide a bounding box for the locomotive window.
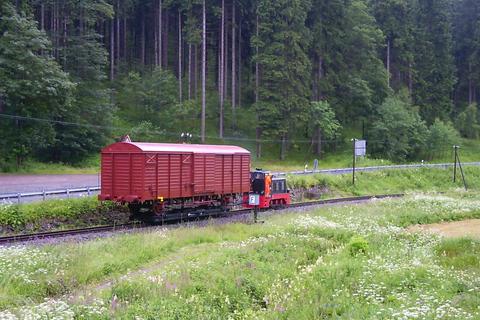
[252,172,264,180]
[272,179,286,194]
[252,179,265,194]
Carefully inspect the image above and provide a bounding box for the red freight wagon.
[99,142,251,216]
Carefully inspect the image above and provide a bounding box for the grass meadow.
[0,191,479,319]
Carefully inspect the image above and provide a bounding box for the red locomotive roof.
[102,142,251,155]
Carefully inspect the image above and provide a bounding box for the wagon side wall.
[101,148,251,202]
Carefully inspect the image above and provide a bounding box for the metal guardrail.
[2,161,480,203]
[273,162,480,176]
[0,186,100,203]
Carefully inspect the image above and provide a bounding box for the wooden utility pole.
[201,0,206,143]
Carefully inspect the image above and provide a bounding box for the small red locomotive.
[99,141,290,221]
[243,170,291,209]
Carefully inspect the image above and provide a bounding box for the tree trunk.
[315,55,323,157]
[63,13,67,67]
[231,2,236,129]
[40,2,45,31]
[123,17,127,61]
[188,44,192,100]
[53,1,56,58]
[159,0,162,68]
[224,8,229,101]
[178,10,182,102]
[201,0,206,143]
[255,13,261,159]
[219,0,225,138]
[110,18,115,80]
[386,38,391,88]
[193,45,197,99]
[280,133,287,161]
[315,126,322,157]
[116,0,120,66]
[408,62,413,95]
[141,5,145,65]
[154,2,159,66]
[469,62,473,105]
[164,11,169,68]
[238,18,242,108]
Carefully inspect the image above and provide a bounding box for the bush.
[348,236,369,256]
[0,197,120,232]
[455,104,480,139]
[369,93,428,161]
[424,119,460,160]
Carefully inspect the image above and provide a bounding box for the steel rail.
[0,193,403,245]
[0,223,140,245]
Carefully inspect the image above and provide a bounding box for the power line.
[0,113,474,148]
[0,113,347,143]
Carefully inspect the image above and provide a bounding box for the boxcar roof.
[102,142,251,155]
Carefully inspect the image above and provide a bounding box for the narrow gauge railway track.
[0,193,404,245]
[0,223,141,245]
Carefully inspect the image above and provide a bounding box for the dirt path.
[409,219,480,239]
[69,243,216,305]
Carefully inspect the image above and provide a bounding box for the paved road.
[0,174,100,194]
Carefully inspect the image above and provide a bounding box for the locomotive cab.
[251,171,267,195]
[244,170,291,209]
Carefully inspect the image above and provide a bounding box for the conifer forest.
[1,0,480,167]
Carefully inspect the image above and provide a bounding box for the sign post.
[352,139,367,185]
[249,194,260,223]
[352,139,357,185]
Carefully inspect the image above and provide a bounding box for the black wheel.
[128,203,141,215]
[152,201,165,215]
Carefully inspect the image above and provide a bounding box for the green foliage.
[424,119,460,160]
[310,0,389,122]
[255,0,312,143]
[413,0,456,123]
[0,3,74,167]
[0,197,119,232]
[115,68,179,131]
[453,0,480,107]
[287,166,480,198]
[310,101,341,139]
[0,0,478,167]
[348,236,369,256]
[456,104,480,139]
[369,93,428,161]
[40,32,113,164]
